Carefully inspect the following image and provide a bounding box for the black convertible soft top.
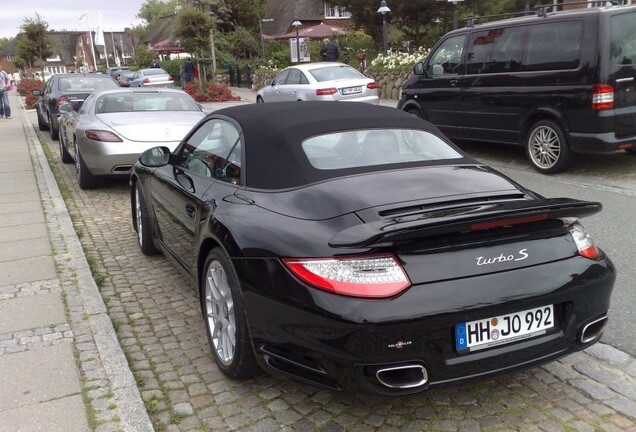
[211,102,476,190]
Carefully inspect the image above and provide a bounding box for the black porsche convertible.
[130,102,615,395]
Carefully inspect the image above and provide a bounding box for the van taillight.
[592,84,614,110]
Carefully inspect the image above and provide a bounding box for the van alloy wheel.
[526,119,572,174]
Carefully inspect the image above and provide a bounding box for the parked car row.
[30,2,624,396]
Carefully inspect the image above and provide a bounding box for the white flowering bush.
[370,46,431,70]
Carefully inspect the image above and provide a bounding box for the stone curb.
[17,96,154,432]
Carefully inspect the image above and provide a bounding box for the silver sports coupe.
[58,88,205,189]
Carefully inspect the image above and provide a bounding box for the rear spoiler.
[329,198,601,248]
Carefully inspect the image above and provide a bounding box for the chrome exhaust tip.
[112,165,133,173]
[579,315,608,344]
[375,364,429,389]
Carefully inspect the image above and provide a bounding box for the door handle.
[185,203,195,218]
[449,79,459,86]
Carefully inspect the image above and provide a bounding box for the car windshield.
[309,65,363,82]
[58,77,118,91]
[96,92,199,114]
[302,129,463,169]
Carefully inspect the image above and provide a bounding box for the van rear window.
[610,12,636,66]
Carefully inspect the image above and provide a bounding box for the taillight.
[316,88,338,96]
[85,130,123,142]
[56,96,68,111]
[592,84,614,110]
[283,254,411,298]
[367,82,378,90]
[143,77,151,84]
[568,222,599,260]
[168,75,173,81]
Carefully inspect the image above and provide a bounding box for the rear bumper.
[238,255,615,395]
[79,139,180,176]
[568,131,636,153]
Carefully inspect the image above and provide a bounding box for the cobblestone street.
[29,107,636,432]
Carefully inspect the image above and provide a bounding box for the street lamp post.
[377,1,391,56]
[292,19,302,63]
[448,0,463,30]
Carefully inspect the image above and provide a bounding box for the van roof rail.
[467,0,622,26]
[465,10,534,27]
[535,0,621,16]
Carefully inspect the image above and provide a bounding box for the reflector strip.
[471,215,547,231]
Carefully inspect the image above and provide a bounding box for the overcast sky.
[0,0,146,39]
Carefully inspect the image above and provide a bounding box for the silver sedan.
[129,68,174,87]
[256,63,379,104]
[58,88,205,189]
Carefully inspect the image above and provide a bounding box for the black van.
[397,3,636,173]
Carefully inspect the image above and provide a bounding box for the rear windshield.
[309,66,363,82]
[610,12,636,67]
[144,69,169,76]
[96,92,199,114]
[302,129,463,169]
[58,77,118,91]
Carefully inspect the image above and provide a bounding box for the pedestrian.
[0,65,11,119]
[324,39,340,62]
[12,71,21,87]
[150,58,161,68]
[193,64,199,83]
[179,64,187,87]
[184,59,195,83]
[320,38,329,61]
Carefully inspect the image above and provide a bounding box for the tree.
[132,45,155,69]
[137,0,179,25]
[340,0,532,49]
[16,15,54,75]
[0,37,12,53]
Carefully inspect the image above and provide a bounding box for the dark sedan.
[117,71,135,87]
[32,73,119,140]
[130,102,615,395]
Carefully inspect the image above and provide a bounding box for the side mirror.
[32,89,42,96]
[265,79,273,86]
[139,146,170,167]
[59,102,73,113]
[413,62,426,76]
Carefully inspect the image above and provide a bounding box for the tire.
[407,108,423,119]
[75,140,101,189]
[134,182,159,255]
[625,148,636,155]
[256,96,264,104]
[526,119,573,174]
[59,127,73,163]
[37,110,49,131]
[201,248,260,379]
[49,114,59,140]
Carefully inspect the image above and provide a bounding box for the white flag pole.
[79,12,97,71]
[96,9,109,68]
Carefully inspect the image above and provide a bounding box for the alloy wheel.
[529,125,560,170]
[204,260,236,366]
[135,187,143,246]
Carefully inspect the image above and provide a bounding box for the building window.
[589,0,630,5]
[325,2,351,18]
[7,56,13,62]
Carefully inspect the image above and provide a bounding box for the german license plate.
[341,86,362,95]
[455,305,554,352]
